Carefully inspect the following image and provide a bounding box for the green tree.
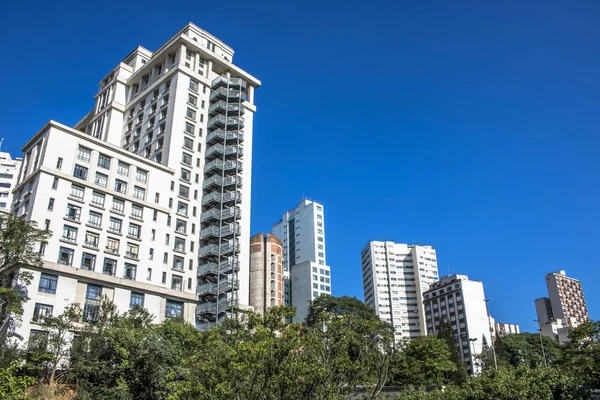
[484,332,561,370]
[0,360,36,400]
[436,319,469,384]
[561,320,600,392]
[304,295,380,327]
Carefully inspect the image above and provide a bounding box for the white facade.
[0,152,22,211]
[361,241,438,341]
[9,23,260,343]
[423,274,491,375]
[272,199,330,322]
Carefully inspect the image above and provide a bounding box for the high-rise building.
[8,23,260,343]
[495,322,520,336]
[249,233,284,315]
[0,152,22,212]
[272,199,331,321]
[535,270,588,344]
[361,241,438,341]
[423,274,491,375]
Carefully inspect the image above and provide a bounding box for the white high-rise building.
[272,199,331,322]
[0,152,22,212]
[423,274,492,375]
[8,23,260,343]
[361,241,438,341]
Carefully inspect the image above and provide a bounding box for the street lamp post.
[534,318,548,367]
[484,298,498,370]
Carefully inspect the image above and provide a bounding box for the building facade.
[272,199,331,321]
[423,274,491,375]
[361,241,438,341]
[249,233,284,315]
[495,321,520,336]
[9,23,260,343]
[535,270,587,344]
[0,152,22,211]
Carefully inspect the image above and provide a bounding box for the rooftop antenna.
[0,138,4,152]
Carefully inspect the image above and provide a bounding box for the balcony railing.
[199,224,239,239]
[201,206,240,223]
[204,159,242,174]
[206,129,244,146]
[207,115,245,130]
[201,190,241,206]
[208,101,245,116]
[205,143,243,159]
[211,76,247,90]
[202,175,242,190]
[196,297,239,315]
[199,241,240,257]
[197,260,240,278]
[209,87,247,102]
[196,280,238,297]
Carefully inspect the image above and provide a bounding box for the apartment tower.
[249,233,284,315]
[423,274,491,375]
[272,199,331,322]
[9,23,260,343]
[361,241,438,341]
[0,152,22,212]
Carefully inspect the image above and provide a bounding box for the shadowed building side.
[249,233,283,315]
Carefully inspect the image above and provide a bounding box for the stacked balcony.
[197,75,247,328]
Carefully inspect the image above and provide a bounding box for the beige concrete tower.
[249,233,284,315]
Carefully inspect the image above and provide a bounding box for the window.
[131,204,143,219]
[124,263,137,280]
[32,303,53,323]
[108,217,122,233]
[81,252,96,271]
[66,204,81,221]
[95,172,108,187]
[174,237,185,252]
[28,330,49,351]
[70,184,85,201]
[112,198,125,213]
[184,122,194,134]
[117,162,130,176]
[317,222,323,227]
[77,146,92,162]
[62,226,78,242]
[56,157,63,169]
[91,191,105,207]
[171,275,183,291]
[153,210,158,221]
[73,164,88,180]
[183,137,193,150]
[128,223,141,239]
[115,179,127,194]
[135,168,147,183]
[175,219,187,234]
[47,198,55,210]
[177,201,188,216]
[103,258,117,275]
[318,237,324,242]
[189,80,199,92]
[186,108,196,120]
[188,94,197,106]
[173,256,184,271]
[180,169,191,182]
[85,231,99,248]
[162,271,167,283]
[126,243,139,259]
[83,284,102,322]
[146,268,152,280]
[165,234,170,245]
[133,186,145,200]
[38,273,58,294]
[317,214,323,220]
[130,292,144,309]
[52,177,59,189]
[106,238,120,255]
[97,154,111,169]
[178,185,189,199]
[181,152,192,166]
[88,211,102,227]
[58,246,74,265]
[151,229,156,240]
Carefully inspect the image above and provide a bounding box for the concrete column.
[248,85,255,104]
[206,60,213,79]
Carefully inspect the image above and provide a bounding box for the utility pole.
[484,298,497,370]
[534,318,548,367]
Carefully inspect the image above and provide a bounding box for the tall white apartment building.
[361,241,438,341]
[0,152,22,211]
[272,199,331,322]
[423,274,491,375]
[9,23,260,342]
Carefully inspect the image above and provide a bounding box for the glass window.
[128,223,141,239]
[181,152,192,166]
[180,169,191,182]
[178,184,189,199]
[133,186,145,200]
[189,80,199,92]
[186,108,196,120]
[124,263,137,280]
[77,146,92,162]
[73,164,88,180]
[91,191,105,207]
[95,172,108,187]
[183,137,193,150]
[85,231,99,248]
[81,252,96,271]
[33,303,53,323]
[177,201,188,216]
[112,198,125,213]
[58,246,74,265]
[48,198,55,210]
[106,238,120,255]
[38,273,58,294]
[108,217,122,233]
[97,154,111,169]
[88,211,102,227]
[188,94,197,105]
[62,226,78,242]
[172,256,184,271]
[66,204,81,221]
[83,284,102,322]
[131,204,143,219]
[70,184,85,201]
[126,243,139,259]
[174,237,185,252]
[135,168,147,183]
[175,219,187,234]
[184,122,194,134]
[103,258,117,275]
[117,162,130,176]
[115,179,127,194]
[165,300,183,318]
[171,275,183,291]
[28,330,49,351]
[130,292,144,309]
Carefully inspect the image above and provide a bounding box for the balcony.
[196,281,238,297]
[209,87,246,102]
[204,159,243,176]
[200,224,239,240]
[206,129,244,146]
[196,297,239,315]
[201,206,240,223]
[211,76,247,90]
[199,241,240,258]
[205,143,243,160]
[198,260,240,278]
[201,190,241,207]
[202,175,242,191]
[208,101,245,117]
[207,115,245,130]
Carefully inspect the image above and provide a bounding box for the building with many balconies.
[0,151,21,211]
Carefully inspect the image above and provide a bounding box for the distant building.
[535,270,588,344]
[495,321,520,336]
[249,233,284,315]
[0,152,22,211]
[361,241,438,342]
[423,274,491,375]
[272,199,331,322]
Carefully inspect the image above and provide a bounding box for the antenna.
[0,138,4,152]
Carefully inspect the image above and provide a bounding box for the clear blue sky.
[1,0,598,332]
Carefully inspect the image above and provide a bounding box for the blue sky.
[1,0,598,332]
